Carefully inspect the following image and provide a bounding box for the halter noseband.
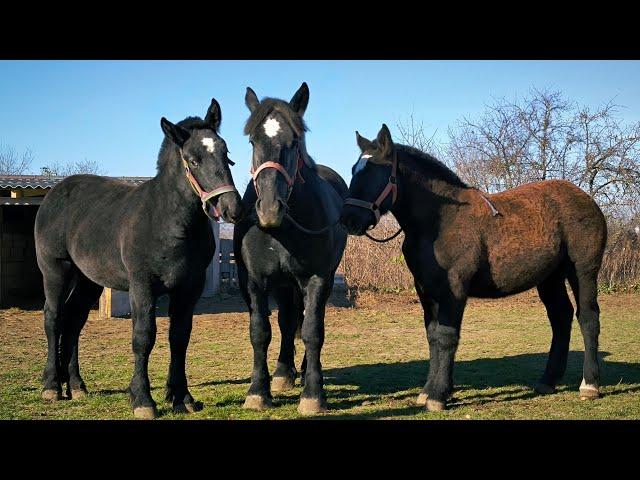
[179,150,237,221]
[250,143,305,199]
[344,150,398,227]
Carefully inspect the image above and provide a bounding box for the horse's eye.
[189,158,199,168]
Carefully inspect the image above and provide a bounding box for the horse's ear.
[161,117,190,148]
[204,98,222,131]
[376,123,393,156]
[290,82,309,116]
[245,87,260,113]
[356,131,374,152]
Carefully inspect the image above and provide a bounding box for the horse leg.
[40,258,73,402]
[414,280,439,406]
[165,282,202,414]
[243,281,273,410]
[535,270,574,395]
[128,280,158,419]
[298,275,332,416]
[60,272,103,399]
[567,267,601,399]
[425,294,466,412]
[272,285,302,392]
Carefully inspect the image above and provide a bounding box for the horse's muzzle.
[256,198,286,228]
[217,191,245,224]
[340,207,371,236]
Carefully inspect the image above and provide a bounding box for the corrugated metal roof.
[0,175,151,189]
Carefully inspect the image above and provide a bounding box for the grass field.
[0,289,638,420]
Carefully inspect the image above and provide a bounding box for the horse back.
[35,175,149,290]
[315,164,348,201]
[435,180,607,297]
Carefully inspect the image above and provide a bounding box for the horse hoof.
[426,399,446,412]
[70,389,87,400]
[173,402,201,414]
[243,395,272,410]
[579,380,600,400]
[133,406,157,420]
[535,383,556,395]
[272,376,296,392]
[298,397,327,416]
[42,389,62,402]
[415,392,428,406]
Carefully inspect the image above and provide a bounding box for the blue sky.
[1,60,639,187]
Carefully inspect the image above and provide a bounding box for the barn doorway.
[0,205,44,309]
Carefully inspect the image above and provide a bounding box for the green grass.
[0,290,638,420]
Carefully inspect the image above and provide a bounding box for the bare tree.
[513,88,577,181]
[0,143,34,175]
[396,113,442,157]
[571,101,640,214]
[447,99,534,192]
[447,90,640,212]
[41,159,105,176]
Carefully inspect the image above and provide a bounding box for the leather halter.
[179,151,237,221]
[250,143,305,199]
[344,150,398,226]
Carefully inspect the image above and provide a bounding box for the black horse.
[340,124,607,411]
[34,99,244,419]
[234,83,348,415]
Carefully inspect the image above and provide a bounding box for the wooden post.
[99,288,131,318]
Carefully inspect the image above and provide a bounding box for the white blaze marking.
[263,117,281,138]
[354,154,372,175]
[201,137,216,153]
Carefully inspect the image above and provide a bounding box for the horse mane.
[244,98,317,171]
[156,116,216,173]
[396,144,468,189]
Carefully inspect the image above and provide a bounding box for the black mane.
[396,143,468,188]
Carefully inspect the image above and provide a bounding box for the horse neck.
[286,166,327,223]
[151,151,203,224]
[391,156,467,237]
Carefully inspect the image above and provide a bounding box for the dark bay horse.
[34,99,243,419]
[340,124,607,411]
[234,83,348,415]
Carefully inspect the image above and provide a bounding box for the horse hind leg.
[60,272,103,399]
[39,258,74,402]
[535,269,574,395]
[567,266,601,400]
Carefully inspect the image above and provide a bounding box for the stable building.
[0,175,221,315]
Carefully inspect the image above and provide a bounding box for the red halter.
[344,150,398,226]
[179,152,237,221]
[250,145,305,198]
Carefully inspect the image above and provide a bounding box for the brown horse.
[340,124,607,411]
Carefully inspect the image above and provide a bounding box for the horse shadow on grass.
[319,351,640,418]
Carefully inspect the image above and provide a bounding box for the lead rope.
[284,213,341,235]
[365,226,404,243]
[478,190,500,216]
[252,145,341,236]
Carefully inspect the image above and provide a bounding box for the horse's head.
[244,82,310,228]
[161,99,244,223]
[341,124,397,235]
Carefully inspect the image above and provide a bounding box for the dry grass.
[0,290,639,420]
